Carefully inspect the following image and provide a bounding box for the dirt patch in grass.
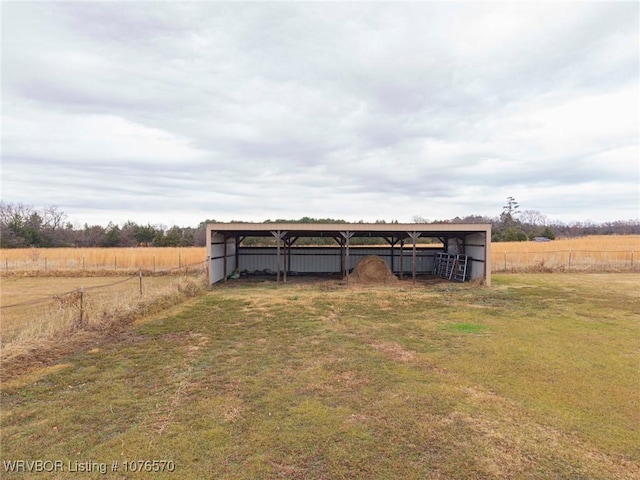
[370,341,417,362]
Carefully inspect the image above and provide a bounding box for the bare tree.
[520,210,548,227]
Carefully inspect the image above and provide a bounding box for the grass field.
[1,273,638,479]
[491,235,640,271]
[0,247,206,273]
[1,235,638,274]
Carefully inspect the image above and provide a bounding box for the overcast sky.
[2,1,639,227]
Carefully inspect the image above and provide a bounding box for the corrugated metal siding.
[291,250,341,272]
[463,232,487,281]
[238,247,441,274]
[209,233,237,283]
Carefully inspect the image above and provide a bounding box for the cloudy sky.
[2,1,639,227]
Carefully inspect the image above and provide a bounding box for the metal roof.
[206,222,491,238]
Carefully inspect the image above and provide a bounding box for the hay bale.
[350,255,398,284]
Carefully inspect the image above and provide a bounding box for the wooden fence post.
[79,287,84,326]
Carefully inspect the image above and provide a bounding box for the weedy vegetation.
[0,274,208,379]
[1,273,638,479]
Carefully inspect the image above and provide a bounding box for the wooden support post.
[235,236,242,274]
[340,231,354,285]
[412,235,417,284]
[277,235,281,284]
[339,236,345,277]
[384,236,397,273]
[400,239,404,279]
[271,231,288,286]
[283,238,288,283]
[407,232,422,286]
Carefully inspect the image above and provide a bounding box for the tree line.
[419,196,640,242]
[0,202,207,249]
[0,201,638,249]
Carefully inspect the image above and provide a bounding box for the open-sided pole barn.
[206,223,491,286]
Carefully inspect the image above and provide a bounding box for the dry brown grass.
[491,235,640,271]
[1,235,638,277]
[0,247,206,273]
[1,276,181,341]
[0,274,207,380]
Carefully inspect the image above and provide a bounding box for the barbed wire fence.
[0,260,208,347]
[492,250,637,272]
[1,252,208,274]
[2,249,638,274]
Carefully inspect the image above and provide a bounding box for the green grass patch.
[2,274,639,479]
[443,322,488,334]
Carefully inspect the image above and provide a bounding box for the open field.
[0,273,208,375]
[1,235,638,275]
[0,247,206,274]
[491,235,640,271]
[0,275,198,344]
[1,273,638,479]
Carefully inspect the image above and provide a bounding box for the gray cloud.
[2,2,638,227]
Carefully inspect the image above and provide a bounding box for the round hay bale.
[350,255,398,284]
